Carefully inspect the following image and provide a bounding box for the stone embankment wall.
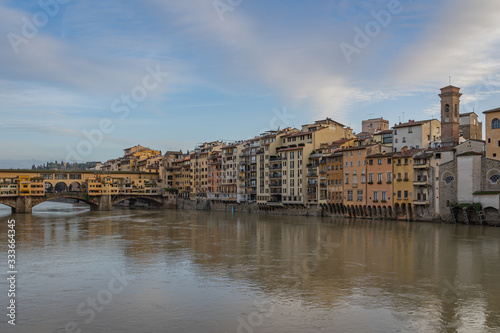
[168,198,500,226]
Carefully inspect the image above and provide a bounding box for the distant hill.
[0,160,100,171]
[0,159,46,170]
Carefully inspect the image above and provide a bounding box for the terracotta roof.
[392,119,436,128]
[366,152,396,159]
[277,146,304,152]
[282,128,323,138]
[393,148,425,157]
[331,138,353,145]
[456,151,484,157]
[459,112,478,117]
[482,107,500,114]
[340,144,378,152]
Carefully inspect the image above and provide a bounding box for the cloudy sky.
[1,0,500,165]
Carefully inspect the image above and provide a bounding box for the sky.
[1,0,500,166]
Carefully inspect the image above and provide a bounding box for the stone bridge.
[0,193,167,214]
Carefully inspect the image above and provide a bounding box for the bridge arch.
[111,195,164,207]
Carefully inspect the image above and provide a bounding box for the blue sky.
[1,0,500,165]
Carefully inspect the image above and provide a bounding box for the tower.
[439,85,462,146]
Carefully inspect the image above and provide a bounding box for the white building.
[392,119,441,152]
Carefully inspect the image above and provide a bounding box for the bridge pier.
[13,196,33,214]
[90,195,113,211]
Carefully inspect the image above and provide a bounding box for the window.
[368,173,373,183]
[490,174,500,184]
[382,191,387,201]
[369,159,373,165]
[358,161,361,166]
[493,118,500,129]
[353,176,357,184]
[373,191,379,202]
[378,159,382,165]
[404,190,408,199]
[387,172,392,182]
[357,190,363,202]
[397,191,402,199]
[361,175,366,183]
[345,176,349,185]
[387,158,392,164]
[395,139,398,143]
[377,173,383,183]
[408,127,413,133]
[402,137,406,143]
[445,176,455,184]
[394,130,397,135]
[347,190,353,201]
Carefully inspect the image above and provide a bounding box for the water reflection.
[0,203,499,332]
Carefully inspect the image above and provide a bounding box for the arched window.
[490,174,500,184]
[445,176,455,184]
[492,118,500,129]
[445,104,450,113]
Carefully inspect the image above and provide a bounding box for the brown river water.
[0,202,499,333]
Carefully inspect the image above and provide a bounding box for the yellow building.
[18,176,31,196]
[393,148,423,219]
[483,107,500,161]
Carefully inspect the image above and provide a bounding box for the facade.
[483,107,500,161]
[392,119,441,152]
[326,151,343,207]
[440,85,462,147]
[439,140,500,222]
[393,148,424,219]
[459,112,482,141]
[373,129,393,148]
[342,144,391,213]
[362,117,390,134]
[190,141,223,198]
[366,152,394,214]
[207,151,222,200]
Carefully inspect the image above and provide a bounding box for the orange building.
[366,152,395,217]
[342,143,391,217]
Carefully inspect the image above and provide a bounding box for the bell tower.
[439,85,462,146]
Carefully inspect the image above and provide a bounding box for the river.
[0,202,499,332]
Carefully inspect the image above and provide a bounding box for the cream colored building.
[190,141,223,199]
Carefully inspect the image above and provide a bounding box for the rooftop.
[393,119,436,129]
[482,107,500,114]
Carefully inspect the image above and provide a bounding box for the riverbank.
[171,197,500,226]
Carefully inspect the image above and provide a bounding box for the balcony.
[414,176,429,186]
[414,162,430,169]
[307,173,318,178]
[414,200,430,205]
